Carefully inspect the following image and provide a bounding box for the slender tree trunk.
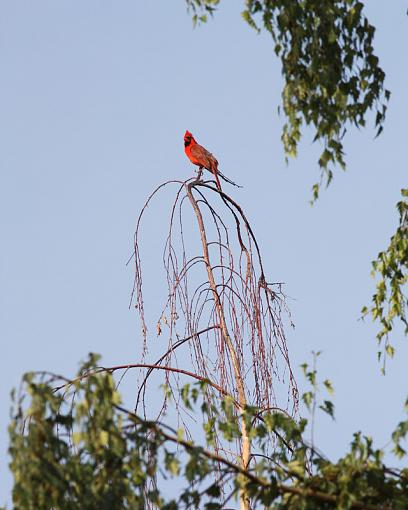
[186,183,251,510]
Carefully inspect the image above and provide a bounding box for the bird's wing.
[190,143,210,159]
[190,144,217,171]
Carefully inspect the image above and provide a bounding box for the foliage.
[186,0,220,25]
[301,352,335,424]
[362,188,408,368]
[9,354,154,509]
[8,355,408,509]
[186,0,389,200]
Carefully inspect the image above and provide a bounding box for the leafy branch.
[362,188,408,368]
[187,0,390,200]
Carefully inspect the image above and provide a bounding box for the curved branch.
[53,362,238,408]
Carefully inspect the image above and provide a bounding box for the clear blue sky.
[1,1,407,505]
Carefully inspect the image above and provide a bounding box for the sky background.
[1,1,407,506]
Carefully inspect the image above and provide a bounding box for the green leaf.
[385,344,395,358]
[323,379,334,395]
[319,400,335,420]
[302,391,313,411]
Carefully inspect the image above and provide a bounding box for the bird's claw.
[194,167,203,182]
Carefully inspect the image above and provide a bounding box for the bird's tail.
[218,170,242,188]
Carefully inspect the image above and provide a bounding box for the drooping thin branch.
[135,325,220,412]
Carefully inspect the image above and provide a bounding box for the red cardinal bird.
[184,131,240,191]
